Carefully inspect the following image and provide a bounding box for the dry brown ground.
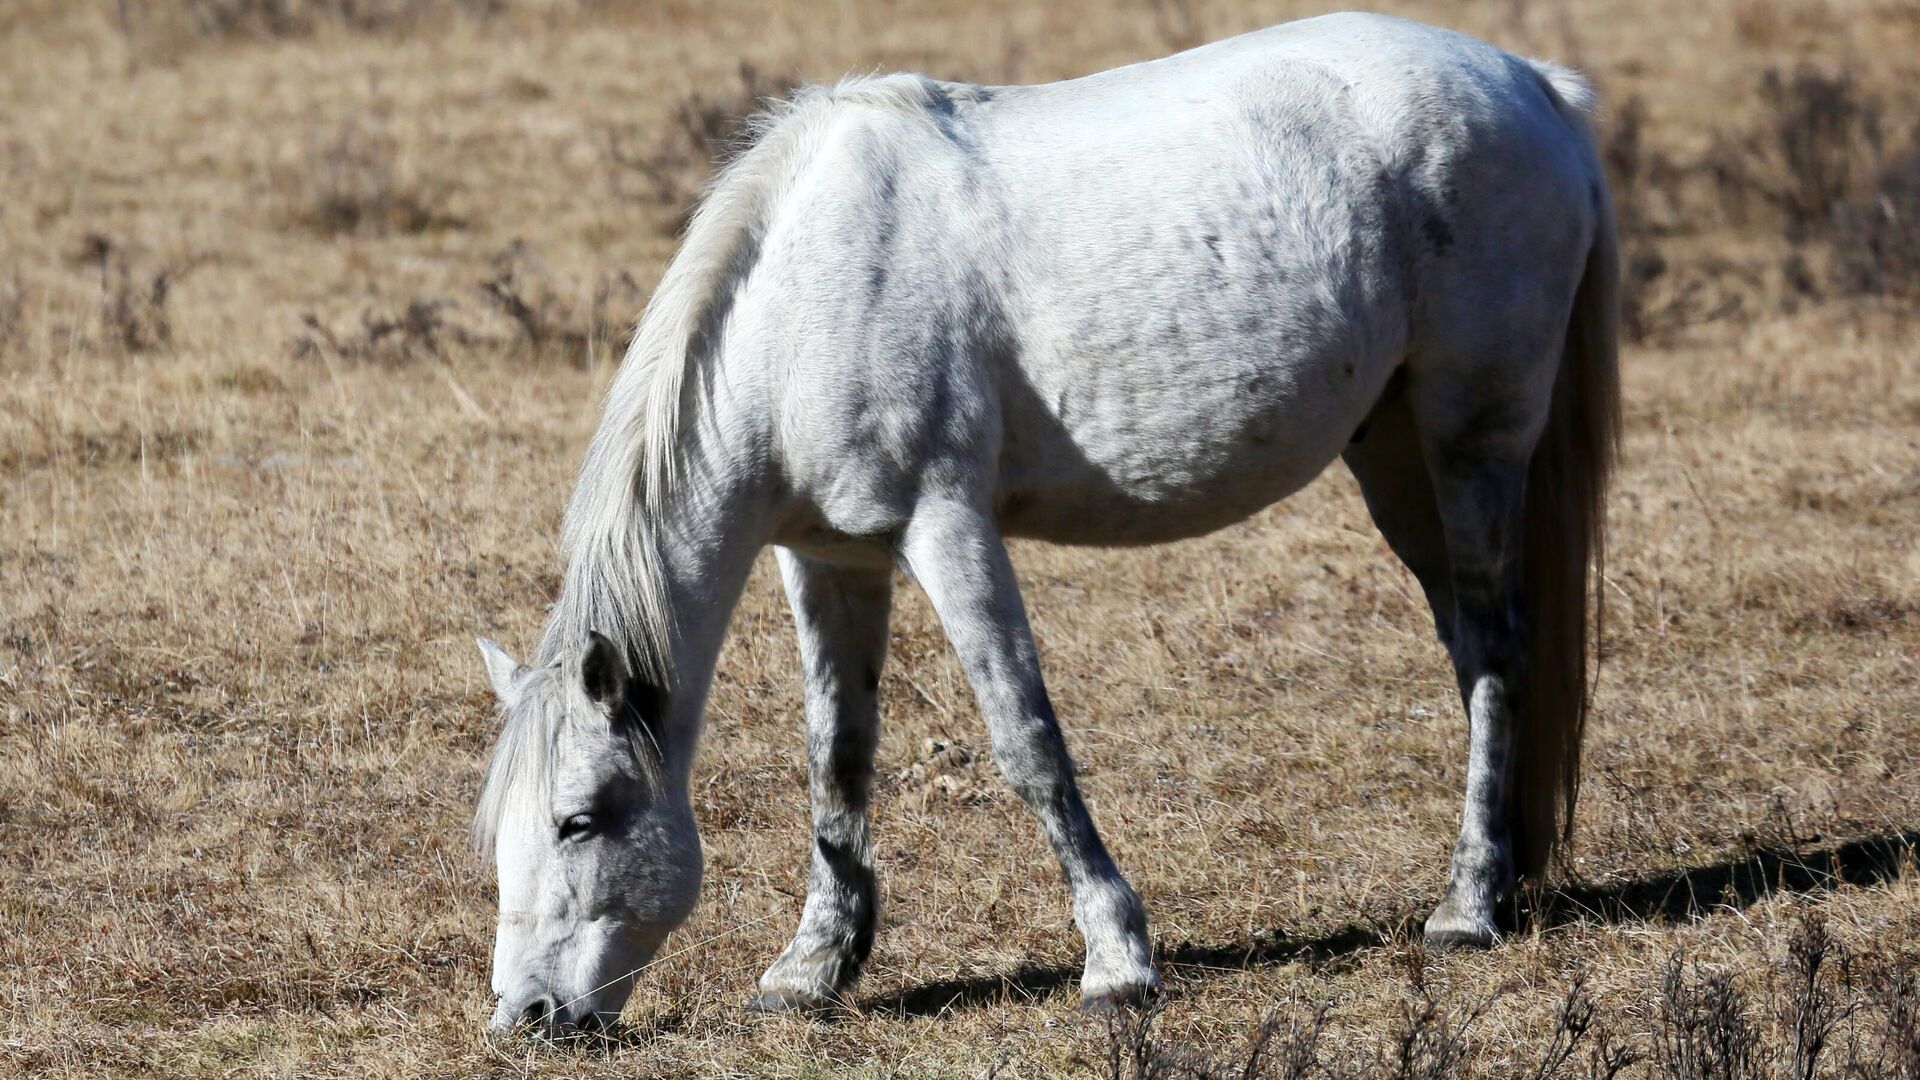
[2,1,1917,1076]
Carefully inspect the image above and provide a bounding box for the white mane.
[535,73,944,683]
[479,74,943,853]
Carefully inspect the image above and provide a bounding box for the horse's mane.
[475,74,941,854]
[535,72,939,682]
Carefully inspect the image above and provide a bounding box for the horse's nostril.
[517,996,554,1031]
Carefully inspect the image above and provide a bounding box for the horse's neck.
[544,383,774,788]
[654,477,769,781]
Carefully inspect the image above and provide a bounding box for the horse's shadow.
[862,830,1920,1018]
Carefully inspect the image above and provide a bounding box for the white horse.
[472,11,1619,1037]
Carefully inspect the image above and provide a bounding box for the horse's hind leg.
[1345,381,1513,948]
[1343,374,1455,646]
[1406,356,1558,949]
[750,549,892,1012]
[899,499,1160,1009]
[1352,346,1561,949]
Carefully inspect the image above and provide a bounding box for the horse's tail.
[1513,61,1621,881]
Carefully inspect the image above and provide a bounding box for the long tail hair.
[1512,65,1622,880]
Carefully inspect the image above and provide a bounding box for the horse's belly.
[994,470,1325,545]
[992,361,1373,545]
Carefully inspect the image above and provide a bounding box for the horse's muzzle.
[488,995,606,1042]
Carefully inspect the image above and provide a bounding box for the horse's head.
[472,632,701,1039]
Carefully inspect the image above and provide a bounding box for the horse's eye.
[557,813,595,842]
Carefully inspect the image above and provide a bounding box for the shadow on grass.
[863,830,1920,1018]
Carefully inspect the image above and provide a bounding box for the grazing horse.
[471,11,1619,1037]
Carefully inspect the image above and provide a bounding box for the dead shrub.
[290,298,467,366]
[128,0,511,41]
[1778,912,1852,1080]
[0,269,25,353]
[1526,974,1617,1080]
[604,61,802,227]
[1601,95,1749,341]
[1603,95,1663,340]
[282,120,464,237]
[109,0,532,70]
[1704,64,1920,298]
[74,233,208,354]
[1379,984,1495,1080]
[1607,66,1920,335]
[1731,1,1842,51]
[1603,95,1654,238]
[476,241,642,367]
[292,245,640,366]
[1868,970,1920,1078]
[1752,66,1885,242]
[1828,141,1920,298]
[1102,995,1331,1079]
[1082,923,1920,1079]
[184,0,323,37]
[1091,980,1599,1078]
[1654,955,1763,1080]
[1632,253,1772,343]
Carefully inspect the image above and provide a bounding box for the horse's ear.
[475,638,528,706]
[582,631,670,766]
[580,630,630,708]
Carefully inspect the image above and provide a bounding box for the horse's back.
[762,14,1603,549]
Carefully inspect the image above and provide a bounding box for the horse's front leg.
[750,549,892,1012]
[900,500,1160,1009]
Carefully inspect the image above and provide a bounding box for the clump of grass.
[604,61,802,228]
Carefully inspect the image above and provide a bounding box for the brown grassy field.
[2,0,1918,1075]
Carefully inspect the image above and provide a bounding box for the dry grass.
[1,0,1917,1076]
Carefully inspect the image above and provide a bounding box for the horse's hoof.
[1422,923,1498,951]
[744,990,834,1015]
[1423,889,1506,951]
[1078,981,1162,1014]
